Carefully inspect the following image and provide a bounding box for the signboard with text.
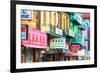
[70,44,82,50]
[22,28,48,49]
[21,9,32,20]
[50,38,66,49]
[21,25,28,40]
[56,28,62,35]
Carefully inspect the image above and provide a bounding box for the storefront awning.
[64,52,77,56]
[22,44,48,49]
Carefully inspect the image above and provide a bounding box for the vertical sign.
[21,25,28,40]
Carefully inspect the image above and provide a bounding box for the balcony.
[69,13,82,26]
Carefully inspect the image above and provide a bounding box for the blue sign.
[21,9,32,20]
[21,32,27,40]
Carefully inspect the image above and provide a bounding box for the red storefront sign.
[22,28,47,49]
[70,44,82,50]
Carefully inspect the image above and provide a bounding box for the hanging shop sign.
[21,9,32,20]
[56,28,62,35]
[50,38,66,49]
[21,25,28,40]
[22,28,48,48]
[70,44,82,50]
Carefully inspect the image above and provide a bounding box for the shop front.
[64,52,78,61]
[42,49,64,62]
[64,43,82,61]
[47,38,66,61]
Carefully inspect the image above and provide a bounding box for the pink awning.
[64,52,77,56]
[22,28,48,49]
